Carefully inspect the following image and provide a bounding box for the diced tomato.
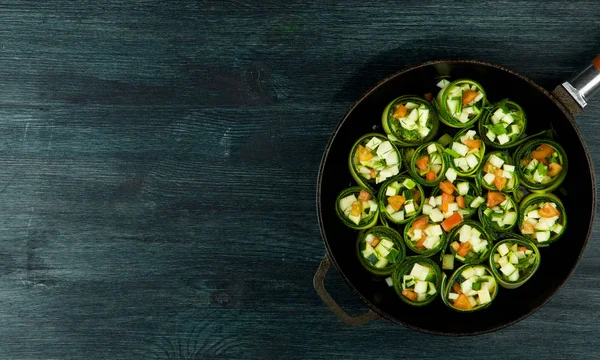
[393,104,407,118]
[456,195,465,208]
[416,156,430,171]
[402,289,418,301]
[494,172,507,191]
[453,293,473,310]
[412,216,429,230]
[540,158,548,165]
[440,201,449,213]
[457,242,471,257]
[518,246,528,252]
[521,223,534,234]
[487,192,506,207]
[548,162,563,177]
[358,145,374,162]
[452,282,462,294]
[450,241,460,252]
[483,162,496,173]
[388,195,406,211]
[358,190,371,201]
[538,202,560,218]
[425,170,436,181]
[439,181,455,195]
[530,144,554,161]
[369,169,376,179]
[463,139,481,149]
[441,212,463,232]
[370,237,380,247]
[416,234,426,249]
[424,93,433,102]
[521,158,530,167]
[351,201,362,216]
[442,193,455,203]
[462,90,478,105]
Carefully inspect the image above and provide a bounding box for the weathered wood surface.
[0,1,598,358]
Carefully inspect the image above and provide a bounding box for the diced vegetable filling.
[445,130,483,173]
[448,266,496,310]
[520,144,563,185]
[448,224,489,263]
[415,144,443,182]
[484,103,524,145]
[389,101,433,141]
[401,263,438,302]
[408,216,443,251]
[339,190,377,225]
[520,201,563,243]
[437,81,484,123]
[354,137,401,184]
[422,181,484,230]
[360,235,401,269]
[481,153,516,191]
[493,242,537,282]
[383,178,421,222]
[482,194,517,229]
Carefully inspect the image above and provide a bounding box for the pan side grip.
[553,55,600,117]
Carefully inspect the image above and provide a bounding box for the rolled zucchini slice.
[403,215,446,256]
[478,192,519,232]
[356,226,406,276]
[514,139,567,193]
[335,187,379,230]
[381,95,439,146]
[479,99,527,148]
[434,79,486,128]
[423,179,484,232]
[478,151,519,192]
[378,176,425,225]
[441,264,498,312]
[518,193,566,246]
[445,128,485,177]
[442,221,494,268]
[407,142,447,186]
[393,256,441,306]
[489,238,540,289]
[348,133,402,190]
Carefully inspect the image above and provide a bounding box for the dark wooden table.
[1,1,599,358]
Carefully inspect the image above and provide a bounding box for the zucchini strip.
[441,264,498,312]
[518,193,566,246]
[381,95,439,147]
[434,79,486,128]
[407,142,448,186]
[489,237,540,289]
[392,256,442,307]
[377,175,425,225]
[514,139,567,193]
[335,187,379,230]
[356,226,406,276]
[479,99,527,149]
[445,127,486,177]
[478,191,519,232]
[477,151,519,192]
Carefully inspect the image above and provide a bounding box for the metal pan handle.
[553,55,600,117]
[313,255,381,326]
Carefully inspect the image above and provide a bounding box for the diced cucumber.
[385,277,393,287]
[503,164,515,173]
[386,204,396,214]
[375,243,391,258]
[410,263,430,281]
[492,108,505,123]
[422,204,432,215]
[414,280,428,294]
[536,231,551,242]
[525,249,533,255]
[404,203,415,214]
[339,195,357,211]
[527,210,541,219]
[461,267,476,279]
[391,211,405,222]
[411,229,422,241]
[384,151,399,166]
[507,271,520,282]
[427,282,437,295]
[525,158,538,171]
[470,196,485,208]
[385,186,397,196]
[442,254,454,270]
[445,148,461,158]
[486,130,496,142]
[477,289,491,304]
[552,223,564,234]
[500,263,516,276]
[502,212,517,226]
[501,113,514,124]
[436,79,450,88]
[448,292,459,301]
[459,224,472,243]
[510,124,520,135]
[497,244,509,256]
[375,257,389,268]
[365,137,382,150]
[460,278,474,293]
[452,142,469,157]
[488,154,504,168]
[466,154,479,168]
[369,200,378,213]
[427,143,438,154]
[418,109,429,126]
[445,167,458,183]
[348,214,361,225]
[457,182,469,195]
[402,178,416,189]
[429,208,444,222]
[447,203,458,212]
[483,173,495,185]
[435,196,442,206]
[423,235,440,250]
[509,253,519,265]
[376,141,393,157]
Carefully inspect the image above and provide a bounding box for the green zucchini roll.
[478,192,519,232]
[393,257,441,306]
[378,176,425,225]
[335,187,379,230]
[381,95,439,146]
[423,180,484,232]
[442,221,493,268]
[407,142,447,186]
[490,238,540,289]
[356,226,406,276]
[478,151,519,192]
[349,133,402,189]
[479,100,527,148]
[514,139,567,193]
[518,193,566,246]
[434,79,486,128]
[403,216,446,256]
[444,128,485,177]
[442,264,498,312]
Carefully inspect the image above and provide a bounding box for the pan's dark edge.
[315,59,597,336]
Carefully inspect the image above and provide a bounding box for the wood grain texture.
[0,0,597,358]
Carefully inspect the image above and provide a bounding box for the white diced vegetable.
[459,225,472,243]
[502,169,512,179]
[527,210,541,219]
[465,130,477,139]
[468,296,478,307]
[473,92,484,103]
[447,203,458,212]
[448,292,459,301]
[536,231,551,242]
[385,151,399,165]
[462,267,476,279]
[500,263,516,276]
[369,200,378,212]
[470,196,485,208]
[385,186,397,196]
[414,280,428,294]
[375,258,388,268]
[348,214,361,225]
[386,204,396,214]
[404,203,415,214]
[486,130,496,142]
[497,134,510,145]
[423,235,439,250]
[498,244,509,256]
[411,229,422,241]
[466,154,479,168]
[435,196,442,206]
[339,195,357,211]
[552,223,564,234]
[454,157,469,171]
[488,154,505,168]
[418,109,429,126]
[410,263,429,281]
[422,204,432,215]
[474,267,485,277]
[456,182,469,195]
[483,173,495,185]
[510,124,520,134]
[430,225,443,236]
[502,212,517,226]
[376,141,393,156]
[427,143,438,154]
[507,271,520,282]
[385,277,394,287]
[402,178,416,189]
[436,79,450,88]
[445,167,458,183]
[452,142,469,156]
[492,108,505,123]
[498,256,509,267]
[419,127,431,138]
[501,113,514,124]
[428,196,436,207]
[503,164,515,173]
[365,234,375,243]
[391,211,405,221]
[365,137,382,150]
[429,208,444,222]
[477,289,491,304]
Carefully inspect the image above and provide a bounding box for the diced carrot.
[440,201,449,213]
[416,156,430,171]
[530,144,554,161]
[451,241,460,252]
[402,289,418,301]
[494,174,507,191]
[548,162,563,177]
[452,282,462,294]
[424,93,433,102]
[358,145,374,162]
[518,246,528,252]
[369,169,376,179]
[463,139,481,149]
[453,294,473,310]
[441,212,463,232]
[439,181,455,195]
[416,234,426,249]
[388,195,406,211]
[412,189,422,203]
[457,242,471,257]
[442,193,455,204]
[370,237,380,247]
[538,202,560,218]
[487,192,506,207]
[351,201,362,216]
[462,90,478,105]
[521,158,530,167]
[456,195,465,208]
[358,190,371,201]
[521,223,534,234]
[393,104,407,118]
[483,162,496,173]
[412,216,429,230]
[425,170,436,181]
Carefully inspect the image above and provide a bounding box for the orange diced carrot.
[370,237,380,247]
[538,202,560,218]
[456,195,465,208]
[442,193,455,204]
[388,195,406,211]
[358,145,374,162]
[531,144,554,161]
[457,242,471,257]
[440,201,449,213]
[462,90,478,105]
[393,104,407,118]
[402,290,418,301]
[441,212,463,232]
[358,190,371,201]
[548,162,563,177]
[412,216,429,230]
[416,234,426,249]
[521,223,534,234]
[487,192,506,208]
[517,246,528,252]
[452,282,462,294]
[450,241,460,252]
[464,139,481,149]
[369,169,376,179]
[439,181,455,195]
[425,170,436,181]
[417,156,430,171]
[453,293,473,310]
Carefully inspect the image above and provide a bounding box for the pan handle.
[313,255,381,326]
[552,55,600,117]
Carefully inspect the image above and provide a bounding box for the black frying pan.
[314,58,599,335]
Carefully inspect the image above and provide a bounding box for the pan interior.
[318,61,594,334]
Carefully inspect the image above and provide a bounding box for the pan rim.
[315,58,597,336]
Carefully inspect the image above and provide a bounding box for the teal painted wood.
[0,0,598,358]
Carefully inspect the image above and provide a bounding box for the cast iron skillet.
[314,58,598,335]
